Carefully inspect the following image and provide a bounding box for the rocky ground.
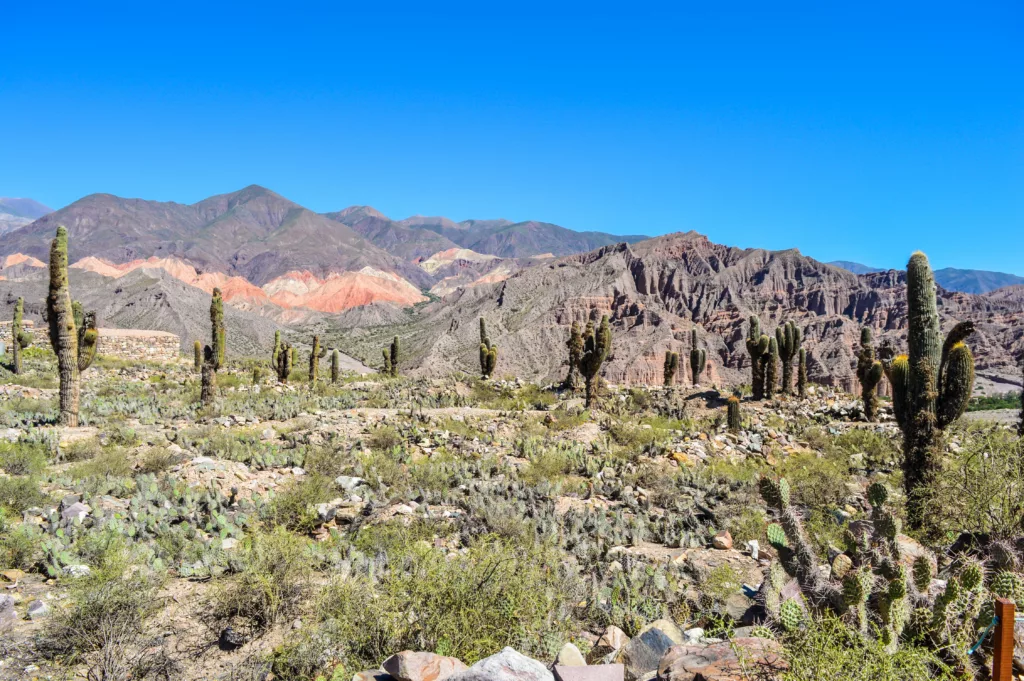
[0,352,1022,681]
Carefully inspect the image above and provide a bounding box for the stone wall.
[95,329,181,362]
[1,322,181,363]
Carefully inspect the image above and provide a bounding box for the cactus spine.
[797,348,808,398]
[308,335,325,384]
[689,329,706,385]
[885,252,975,529]
[479,318,497,379]
[200,288,224,406]
[5,297,32,374]
[193,340,202,373]
[47,227,97,426]
[564,321,584,391]
[726,395,741,433]
[331,348,340,384]
[745,316,770,400]
[775,321,802,394]
[579,315,611,408]
[663,350,678,387]
[765,336,779,398]
[856,327,884,421]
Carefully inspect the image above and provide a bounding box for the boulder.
[447,647,553,681]
[554,665,625,681]
[712,531,733,550]
[383,651,468,681]
[614,620,684,680]
[656,637,787,680]
[587,625,630,663]
[353,673,395,681]
[554,642,587,667]
[0,594,15,629]
[27,599,50,619]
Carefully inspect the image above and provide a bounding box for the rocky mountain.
[0,186,433,289]
[335,232,1024,394]
[0,197,52,236]
[323,207,461,262]
[0,266,280,356]
[831,260,1024,294]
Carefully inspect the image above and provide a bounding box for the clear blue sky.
[1,1,1021,274]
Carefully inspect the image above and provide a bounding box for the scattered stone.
[353,672,396,681]
[614,620,684,680]
[0,569,25,583]
[448,647,553,681]
[554,642,586,667]
[712,530,733,550]
[588,625,630,663]
[656,637,788,680]
[61,564,91,578]
[27,600,50,619]
[382,651,468,681]
[0,594,15,629]
[219,625,246,650]
[682,628,704,643]
[61,501,91,523]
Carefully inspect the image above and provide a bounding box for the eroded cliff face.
[352,232,1022,394]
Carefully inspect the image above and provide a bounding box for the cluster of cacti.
[576,315,611,408]
[776,321,802,394]
[797,348,808,398]
[47,227,98,426]
[689,329,706,385]
[856,327,884,421]
[273,331,293,383]
[726,395,741,433]
[308,335,326,384]
[3,297,32,374]
[200,288,225,406]
[883,252,976,528]
[759,475,1021,664]
[564,321,584,391]
[382,336,399,377]
[663,350,678,387]
[746,316,771,400]
[479,318,498,379]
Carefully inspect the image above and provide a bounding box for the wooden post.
[993,598,1015,681]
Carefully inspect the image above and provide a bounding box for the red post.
[993,598,1015,681]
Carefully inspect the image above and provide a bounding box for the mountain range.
[0,197,52,236]
[829,260,1024,295]
[1,186,1021,394]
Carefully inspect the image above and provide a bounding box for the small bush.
[0,476,49,514]
[0,441,48,475]
[267,475,336,533]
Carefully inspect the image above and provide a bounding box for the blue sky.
[1,1,1021,273]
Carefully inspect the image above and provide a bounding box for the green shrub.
[0,441,48,475]
[272,536,579,679]
[267,475,336,533]
[0,517,40,570]
[782,613,959,681]
[0,476,49,514]
[209,527,312,635]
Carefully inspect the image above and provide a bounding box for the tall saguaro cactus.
[884,252,975,529]
[580,315,611,408]
[765,336,779,398]
[479,318,498,379]
[200,288,225,406]
[1019,355,1023,437]
[5,297,32,375]
[689,329,706,386]
[193,340,202,373]
[275,341,293,383]
[663,350,678,386]
[775,321,802,395]
[797,348,808,398]
[564,321,584,391]
[383,336,400,377]
[856,327,884,421]
[746,316,770,400]
[47,227,97,426]
[308,335,325,384]
[331,348,340,384]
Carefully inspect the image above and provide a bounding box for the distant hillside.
[828,260,883,275]
[0,197,53,236]
[0,186,432,289]
[830,260,1024,294]
[932,268,1024,294]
